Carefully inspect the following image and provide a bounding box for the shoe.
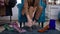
[38,25,49,32]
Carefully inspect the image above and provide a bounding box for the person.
[37,0,47,32]
[25,0,43,31]
[17,0,27,32]
[38,0,57,32]
[25,0,37,31]
[37,0,47,28]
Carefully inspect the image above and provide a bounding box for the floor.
[0,28,60,34]
[0,20,60,34]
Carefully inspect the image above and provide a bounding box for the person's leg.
[20,22,22,29]
[41,22,44,28]
[38,22,44,28]
[38,22,44,29]
[23,14,27,27]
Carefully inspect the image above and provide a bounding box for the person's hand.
[25,14,33,27]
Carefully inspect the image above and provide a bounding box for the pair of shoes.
[38,25,49,32]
